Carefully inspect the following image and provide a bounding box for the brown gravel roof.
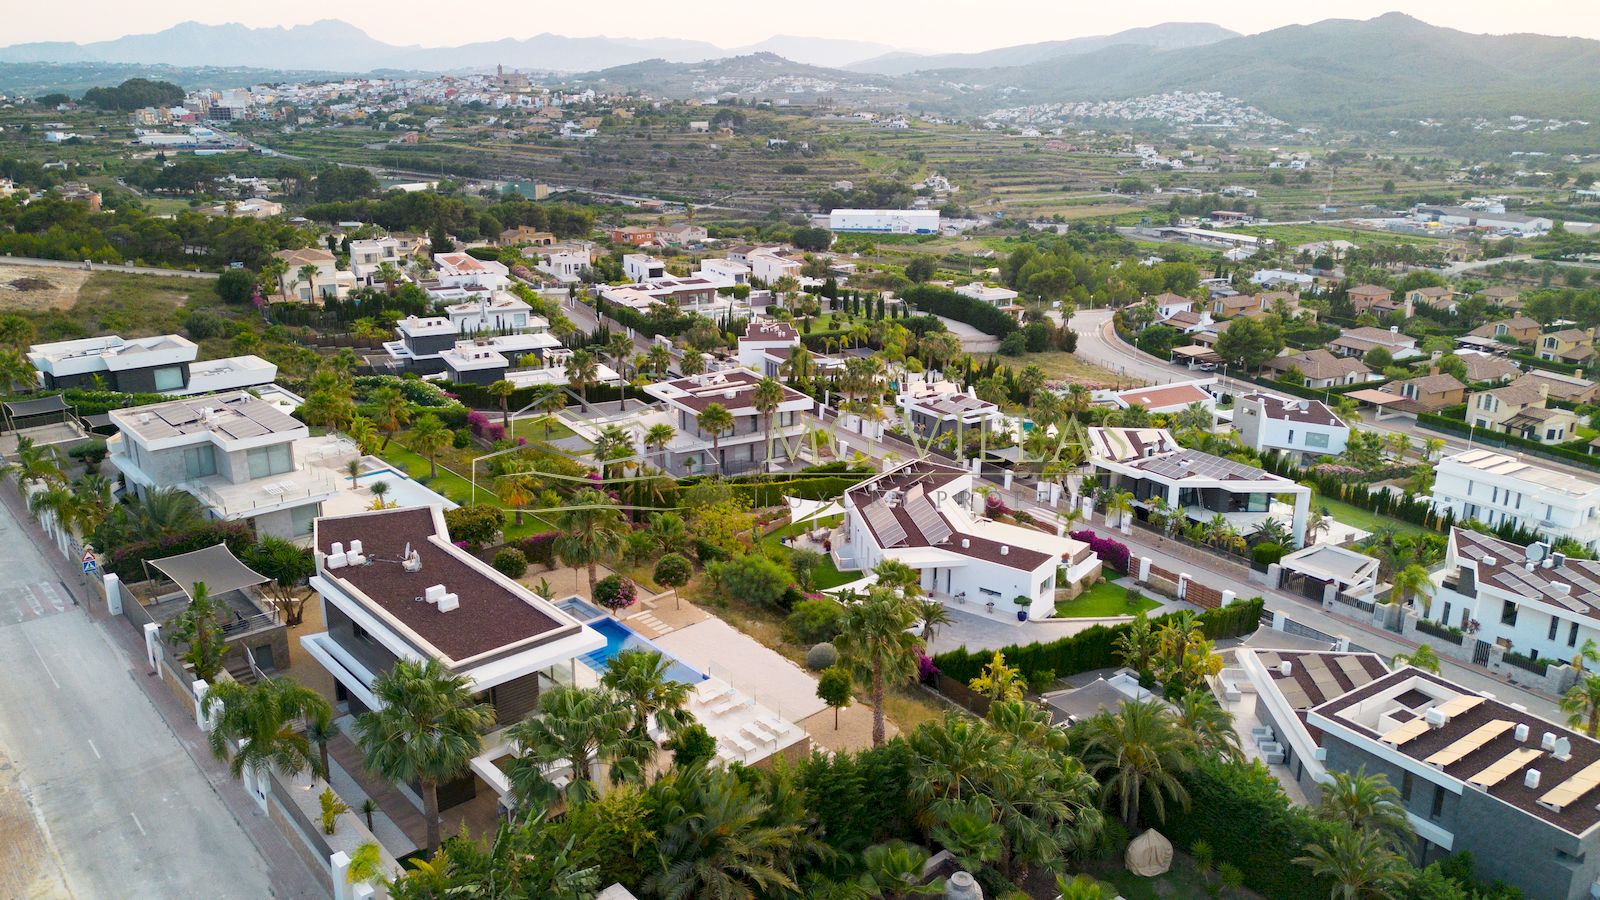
[316,507,571,666]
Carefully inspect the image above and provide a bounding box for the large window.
[152,365,184,392]
[247,443,292,479]
[290,503,318,536]
[1304,432,1330,449]
[183,444,217,479]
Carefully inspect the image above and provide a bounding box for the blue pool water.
[575,615,706,684]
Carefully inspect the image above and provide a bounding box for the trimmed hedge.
[1417,411,1600,474]
[102,521,256,581]
[901,284,1019,338]
[933,597,1264,684]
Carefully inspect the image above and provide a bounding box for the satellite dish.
[1526,542,1547,564]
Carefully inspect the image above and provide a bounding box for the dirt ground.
[0,746,71,899]
[0,266,91,313]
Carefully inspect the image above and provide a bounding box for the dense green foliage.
[81,77,183,110]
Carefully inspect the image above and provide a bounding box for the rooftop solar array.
[1467,748,1544,788]
[1128,448,1288,483]
[1540,759,1600,811]
[1426,720,1515,768]
[864,501,907,548]
[906,495,952,546]
[1381,718,1432,747]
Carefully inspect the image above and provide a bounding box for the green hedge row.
[441,379,624,411]
[901,284,1019,338]
[1417,411,1600,472]
[1511,351,1582,375]
[933,597,1264,684]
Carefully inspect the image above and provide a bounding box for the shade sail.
[3,394,69,419]
[148,543,270,599]
[786,496,844,527]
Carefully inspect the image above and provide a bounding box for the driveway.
[0,492,308,899]
[935,316,1000,353]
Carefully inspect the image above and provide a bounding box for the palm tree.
[261,257,289,300]
[1294,826,1413,900]
[354,658,495,856]
[1392,644,1441,673]
[369,386,410,450]
[645,343,673,377]
[858,841,943,898]
[1080,698,1192,831]
[505,684,649,807]
[297,263,319,301]
[967,651,1025,702]
[644,766,805,900]
[406,413,450,479]
[1562,673,1600,738]
[374,261,403,295]
[679,350,705,377]
[643,423,676,471]
[201,676,333,781]
[536,389,568,437]
[1316,768,1414,851]
[1306,506,1331,547]
[1574,638,1600,673]
[7,436,64,487]
[307,712,340,782]
[555,488,628,596]
[1173,691,1241,761]
[751,376,785,472]
[499,473,539,526]
[1389,563,1434,613]
[345,415,379,455]
[695,402,734,471]
[1107,490,1134,531]
[915,597,954,650]
[1114,614,1160,676]
[167,581,226,682]
[487,379,516,430]
[0,348,35,393]
[836,588,921,747]
[780,344,814,385]
[591,423,635,481]
[564,349,599,411]
[602,648,693,742]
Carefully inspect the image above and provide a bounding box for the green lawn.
[1311,491,1428,538]
[377,443,554,537]
[1054,581,1160,618]
[509,415,577,442]
[760,515,858,591]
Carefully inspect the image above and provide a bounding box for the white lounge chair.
[742,722,776,744]
[695,680,733,705]
[729,733,757,754]
[758,716,792,737]
[710,694,748,716]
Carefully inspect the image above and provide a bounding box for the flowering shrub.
[594,574,637,612]
[466,410,491,437]
[918,653,941,685]
[1069,529,1131,573]
[517,532,558,568]
[484,423,506,442]
[984,493,1010,517]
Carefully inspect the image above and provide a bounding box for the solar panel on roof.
[1467,747,1543,788]
[1437,695,1485,717]
[1539,759,1600,811]
[1334,656,1373,683]
[906,496,952,545]
[1426,720,1514,768]
[157,406,200,427]
[219,418,268,440]
[1382,718,1431,746]
[864,502,907,548]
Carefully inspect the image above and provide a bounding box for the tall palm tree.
[487,379,516,430]
[751,376,785,472]
[1294,826,1414,900]
[369,386,410,450]
[505,684,650,807]
[1172,691,1241,761]
[780,344,815,385]
[605,333,634,412]
[406,413,450,479]
[297,263,319,301]
[645,343,673,378]
[564,349,599,411]
[1389,563,1434,613]
[536,389,568,437]
[1080,698,1192,831]
[555,488,628,596]
[602,648,693,742]
[679,350,705,377]
[836,588,921,747]
[355,658,495,856]
[8,436,65,487]
[591,423,635,481]
[1107,491,1134,531]
[1562,673,1600,738]
[260,257,289,300]
[644,766,805,900]
[915,597,954,650]
[1392,644,1441,673]
[167,581,226,683]
[201,676,333,781]
[307,712,340,782]
[695,402,734,471]
[0,348,35,393]
[374,261,403,295]
[643,423,676,471]
[499,473,539,526]
[1316,768,1414,851]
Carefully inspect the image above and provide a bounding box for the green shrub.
[492,548,528,579]
[443,504,503,549]
[805,641,840,670]
[788,598,845,643]
[68,439,107,465]
[665,723,717,769]
[1252,542,1285,566]
[652,552,693,589]
[594,574,637,612]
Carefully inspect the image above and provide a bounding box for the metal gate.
[1473,640,1492,666]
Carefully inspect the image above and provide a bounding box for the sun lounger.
[710,694,748,716]
[742,722,776,744]
[758,716,792,737]
[729,733,757,754]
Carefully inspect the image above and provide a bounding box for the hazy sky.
[12,1,1599,51]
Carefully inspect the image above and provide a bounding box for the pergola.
[1,393,72,433]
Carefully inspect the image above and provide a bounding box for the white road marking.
[87,740,100,759]
[21,584,43,617]
[41,582,65,612]
[129,812,146,836]
[25,633,60,689]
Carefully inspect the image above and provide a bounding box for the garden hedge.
[901,284,1019,338]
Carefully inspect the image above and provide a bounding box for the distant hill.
[730,36,899,69]
[846,23,1238,75]
[0,61,350,97]
[941,14,1600,121]
[574,52,893,99]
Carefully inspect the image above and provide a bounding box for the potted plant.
[1014,595,1031,622]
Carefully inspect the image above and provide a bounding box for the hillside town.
[4,9,1600,900]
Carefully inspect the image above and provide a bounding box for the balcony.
[182,466,340,519]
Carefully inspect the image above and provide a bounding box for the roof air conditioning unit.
[1483,556,1497,567]
[1525,769,1541,789]
[1542,732,1558,751]
[425,584,447,604]
[437,592,459,613]
[1553,553,1568,568]
[960,538,970,549]
[1000,545,1009,556]
[1279,661,1292,677]
[1425,707,1449,729]
[1515,723,1530,742]
[1553,583,1572,596]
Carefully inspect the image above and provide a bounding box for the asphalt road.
[0,498,280,899]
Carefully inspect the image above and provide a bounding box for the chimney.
[1429,365,1440,376]
[1525,769,1541,789]
[1279,660,1293,676]
[960,538,970,549]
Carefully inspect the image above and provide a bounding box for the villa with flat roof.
[641,368,812,476]
[1432,449,1600,548]
[28,334,276,396]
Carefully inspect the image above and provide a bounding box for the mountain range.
[0,19,1221,73]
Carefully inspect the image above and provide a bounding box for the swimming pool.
[571,611,706,684]
[354,468,459,510]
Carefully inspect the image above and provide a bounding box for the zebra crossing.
[1,580,72,625]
